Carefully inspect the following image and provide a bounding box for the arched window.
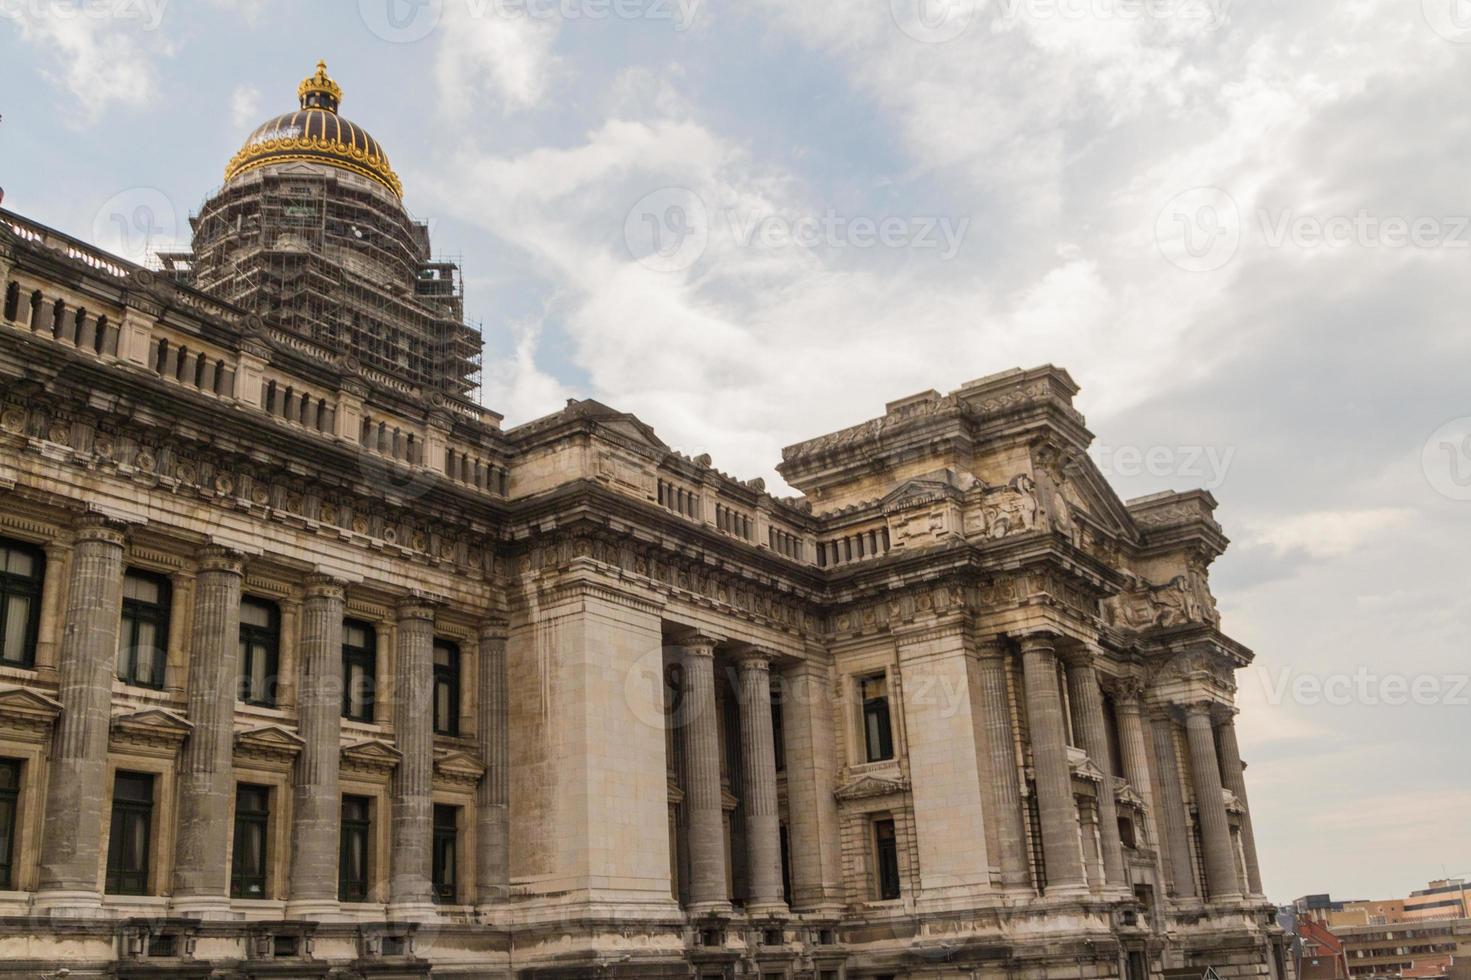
[2,283,18,322]
[94,315,109,354]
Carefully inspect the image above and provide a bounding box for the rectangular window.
[230,784,270,899]
[432,804,459,904]
[860,673,894,763]
[432,640,460,736]
[106,772,154,895]
[0,539,44,668]
[342,622,376,722]
[874,817,900,901]
[0,760,19,890]
[118,570,170,689]
[340,795,372,902]
[238,598,280,707]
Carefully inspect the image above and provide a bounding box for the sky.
[2,0,1468,904]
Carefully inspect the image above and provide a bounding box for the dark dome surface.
[222,61,403,198]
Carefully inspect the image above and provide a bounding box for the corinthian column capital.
[197,545,245,577]
[75,512,129,548]
[303,573,346,601]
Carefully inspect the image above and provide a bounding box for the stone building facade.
[0,64,1288,980]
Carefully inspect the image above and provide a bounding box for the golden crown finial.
[298,58,343,112]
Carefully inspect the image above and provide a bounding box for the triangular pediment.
[111,707,193,736]
[341,738,402,773]
[881,472,967,514]
[433,748,484,784]
[1070,756,1107,784]
[235,724,306,756]
[834,773,911,802]
[0,685,63,717]
[1057,452,1139,541]
[568,400,668,452]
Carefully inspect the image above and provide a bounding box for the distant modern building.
[1336,917,1471,980]
[1407,882,1471,922]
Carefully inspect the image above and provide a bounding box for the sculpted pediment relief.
[1069,752,1107,784]
[834,773,911,802]
[1105,569,1221,631]
[963,475,1042,540]
[881,474,967,514]
[1116,781,1146,809]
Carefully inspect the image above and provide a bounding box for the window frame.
[0,538,45,669]
[339,795,372,903]
[105,772,154,896]
[342,621,377,723]
[431,803,459,904]
[873,816,901,902]
[432,639,460,736]
[117,569,172,690]
[0,759,19,890]
[859,672,895,763]
[238,597,281,708]
[230,784,271,899]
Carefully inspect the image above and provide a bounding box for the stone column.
[286,576,345,918]
[1148,710,1197,899]
[1114,682,1168,894]
[476,621,510,906]
[36,516,127,913]
[975,640,1031,891]
[735,650,785,916]
[388,599,437,919]
[679,635,729,914]
[779,659,844,913]
[1019,633,1086,896]
[172,548,244,917]
[1184,703,1242,902]
[1215,714,1264,896]
[1065,651,1126,893]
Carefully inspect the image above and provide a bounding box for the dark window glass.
[432,804,458,904]
[0,760,19,890]
[0,539,44,668]
[238,598,280,707]
[230,784,270,899]
[432,640,460,736]
[861,673,894,763]
[779,823,792,908]
[770,682,786,773]
[342,621,376,722]
[106,772,154,895]
[340,795,371,902]
[874,818,900,901]
[118,570,170,689]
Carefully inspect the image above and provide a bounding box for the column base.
[687,901,733,918]
[285,898,346,921]
[171,895,236,920]
[386,900,440,923]
[32,889,105,918]
[745,901,790,920]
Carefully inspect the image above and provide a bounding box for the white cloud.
[434,1,561,115]
[230,84,262,129]
[5,2,166,120]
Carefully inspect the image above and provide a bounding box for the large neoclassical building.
[0,64,1288,980]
